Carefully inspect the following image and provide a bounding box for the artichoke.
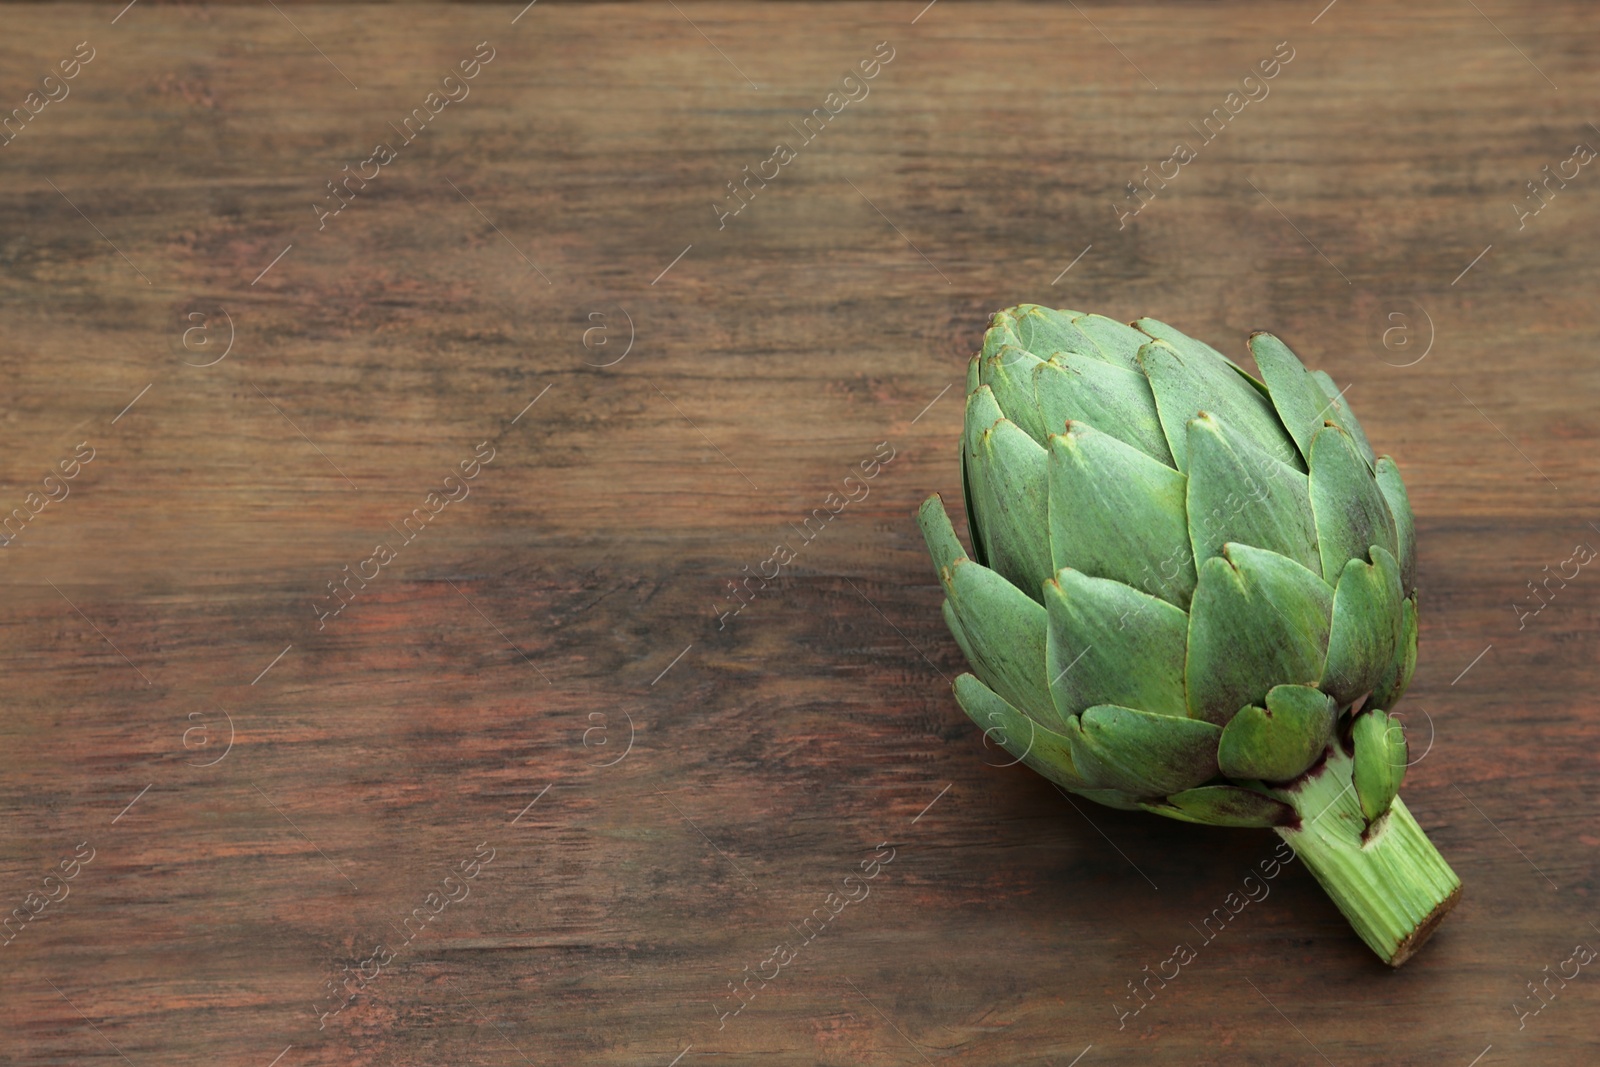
[918,305,1459,966]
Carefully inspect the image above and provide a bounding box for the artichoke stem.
[1268,747,1460,966]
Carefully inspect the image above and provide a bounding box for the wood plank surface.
[2,2,1598,1064]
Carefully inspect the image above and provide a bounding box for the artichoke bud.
[918,307,1460,965]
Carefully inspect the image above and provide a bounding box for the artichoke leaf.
[969,416,1053,598]
[1310,369,1377,466]
[917,493,967,574]
[1010,304,1099,363]
[1185,543,1334,725]
[1044,568,1190,722]
[1069,312,1149,373]
[1217,684,1337,782]
[980,345,1049,442]
[1138,339,1303,474]
[1184,411,1321,576]
[964,382,1006,440]
[1309,422,1399,580]
[1375,456,1417,591]
[1143,784,1297,827]
[1131,316,1250,375]
[1351,708,1407,822]
[921,501,990,693]
[1249,331,1337,466]
[922,488,1056,722]
[940,600,986,692]
[1370,594,1418,710]
[980,313,1023,361]
[1073,704,1222,796]
[941,557,1056,727]
[1033,353,1172,466]
[1322,545,1405,707]
[1046,425,1195,607]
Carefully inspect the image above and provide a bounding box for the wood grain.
[1,2,1598,1064]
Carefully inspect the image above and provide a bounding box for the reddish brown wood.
[1,3,1597,1065]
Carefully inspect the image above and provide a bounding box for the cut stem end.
[1268,748,1461,966]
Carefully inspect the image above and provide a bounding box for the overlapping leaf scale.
[979,345,1049,442]
[1068,313,1150,373]
[1352,708,1407,821]
[1370,594,1418,710]
[981,314,1023,361]
[1217,684,1336,782]
[1308,423,1399,580]
[1183,411,1321,577]
[1008,305,1102,363]
[1072,704,1221,796]
[1044,568,1190,722]
[917,495,1057,728]
[1375,457,1417,591]
[1249,331,1334,466]
[1142,785,1296,828]
[1322,545,1404,707]
[1138,339,1303,474]
[1185,543,1334,725]
[1033,354,1172,466]
[1310,368,1377,466]
[1131,316,1250,375]
[963,386,1052,599]
[1046,425,1194,607]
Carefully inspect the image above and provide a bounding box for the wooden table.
[2,3,1596,1064]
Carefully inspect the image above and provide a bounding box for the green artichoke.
[918,305,1459,966]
